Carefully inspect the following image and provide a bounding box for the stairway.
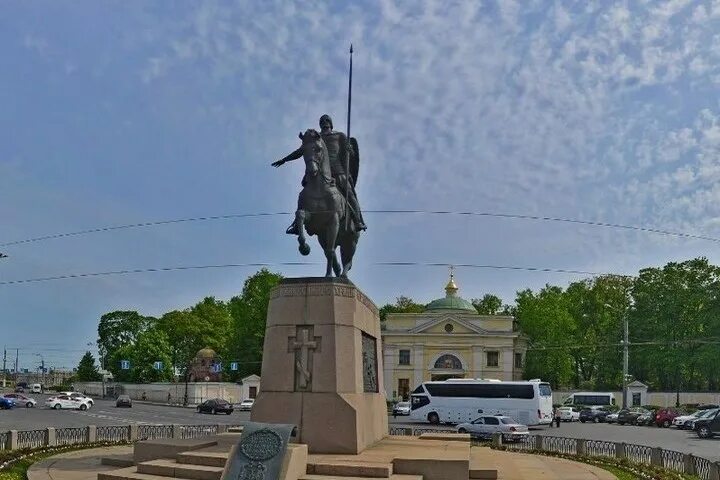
[98,448,424,480]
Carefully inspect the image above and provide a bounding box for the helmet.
[319,114,333,130]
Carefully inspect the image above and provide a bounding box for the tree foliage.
[379,296,425,321]
[472,294,503,315]
[76,351,101,382]
[226,269,283,379]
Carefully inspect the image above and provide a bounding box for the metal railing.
[0,423,244,452]
[56,427,88,446]
[138,425,173,440]
[97,425,130,443]
[181,424,218,439]
[17,429,46,449]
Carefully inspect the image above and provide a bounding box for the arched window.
[434,354,462,370]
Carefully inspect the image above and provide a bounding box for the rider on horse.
[272,114,366,233]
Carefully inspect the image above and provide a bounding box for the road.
[0,395,249,430]
[3,400,718,462]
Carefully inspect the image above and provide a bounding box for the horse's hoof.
[298,243,311,256]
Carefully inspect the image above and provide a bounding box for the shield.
[349,137,359,187]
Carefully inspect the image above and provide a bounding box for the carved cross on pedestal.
[288,326,321,391]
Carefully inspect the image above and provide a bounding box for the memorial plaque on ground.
[221,422,295,480]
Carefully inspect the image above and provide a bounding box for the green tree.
[630,258,720,393]
[76,351,101,381]
[515,286,575,388]
[226,269,283,379]
[379,296,425,321]
[97,311,154,371]
[472,294,503,315]
[128,327,174,383]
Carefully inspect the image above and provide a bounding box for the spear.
[344,44,353,230]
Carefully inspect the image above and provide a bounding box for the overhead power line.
[0,261,624,287]
[1,209,718,248]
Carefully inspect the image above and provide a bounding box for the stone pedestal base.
[251,278,388,454]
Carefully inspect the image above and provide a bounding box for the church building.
[381,272,528,401]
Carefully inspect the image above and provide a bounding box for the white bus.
[561,392,615,407]
[409,379,553,426]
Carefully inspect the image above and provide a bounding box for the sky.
[1,0,720,371]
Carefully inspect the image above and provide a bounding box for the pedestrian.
[167,392,172,404]
[554,408,561,428]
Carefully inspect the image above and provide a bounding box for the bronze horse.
[291,129,359,277]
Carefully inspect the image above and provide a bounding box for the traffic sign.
[120,360,130,370]
[230,362,238,371]
[153,361,163,370]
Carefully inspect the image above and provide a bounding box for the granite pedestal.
[251,277,389,454]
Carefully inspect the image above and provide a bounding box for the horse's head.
[299,128,328,178]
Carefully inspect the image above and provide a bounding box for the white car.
[45,395,92,411]
[238,399,254,411]
[457,415,529,441]
[392,402,411,416]
[605,412,619,423]
[59,392,94,407]
[673,411,703,429]
[558,406,581,422]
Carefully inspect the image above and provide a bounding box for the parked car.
[579,406,610,423]
[238,399,254,412]
[30,384,42,394]
[0,397,15,410]
[116,395,132,408]
[60,392,94,407]
[694,409,720,439]
[392,402,411,416]
[605,412,619,423]
[558,406,581,422]
[2,394,36,408]
[655,408,681,428]
[636,409,656,426]
[197,398,234,415]
[457,415,529,442]
[45,395,92,410]
[673,410,705,429]
[14,386,24,393]
[688,408,719,431]
[617,408,650,425]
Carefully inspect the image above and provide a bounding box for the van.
[562,392,615,406]
[31,384,42,394]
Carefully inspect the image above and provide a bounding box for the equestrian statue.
[272,115,364,278]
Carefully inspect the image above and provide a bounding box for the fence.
[0,423,244,452]
[497,434,720,480]
[386,428,720,480]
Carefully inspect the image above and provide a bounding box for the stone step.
[307,461,393,477]
[137,459,223,480]
[97,466,170,480]
[300,476,422,480]
[176,451,229,468]
[470,467,498,479]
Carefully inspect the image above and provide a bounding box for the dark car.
[636,409,656,426]
[0,397,15,410]
[655,408,681,428]
[695,409,720,439]
[14,386,24,393]
[197,398,233,415]
[617,408,650,425]
[579,407,610,423]
[116,395,132,408]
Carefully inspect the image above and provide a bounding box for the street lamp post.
[605,303,630,409]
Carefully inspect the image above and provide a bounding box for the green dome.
[425,269,477,313]
[425,296,477,313]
